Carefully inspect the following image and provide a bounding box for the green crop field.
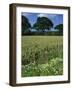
[21,36,63,77]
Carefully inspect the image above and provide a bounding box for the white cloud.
[21,13,29,16]
[37,13,48,17]
[37,13,58,19]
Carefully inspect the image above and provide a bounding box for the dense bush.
[22,31,63,36]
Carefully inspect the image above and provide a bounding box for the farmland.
[21,36,63,77]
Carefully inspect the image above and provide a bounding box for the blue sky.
[21,12,63,28]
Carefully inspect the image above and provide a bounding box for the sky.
[21,12,63,28]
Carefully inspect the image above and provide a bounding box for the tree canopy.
[33,17,53,32]
[22,15,31,35]
[21,15,63,36]
[55,24,63,32]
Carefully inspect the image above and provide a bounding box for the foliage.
[22,58,63,77]
[22,31,62,36]
[21,36,63,77]
[21,16,63,36]
[22,15,31,35]
[33,17,53,32]
[54,24,63,35]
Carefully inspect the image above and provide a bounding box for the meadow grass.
[21,36,63,77]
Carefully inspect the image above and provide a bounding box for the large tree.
[21,15,31,35]
[54,24,63,35]
[33,17,53,32]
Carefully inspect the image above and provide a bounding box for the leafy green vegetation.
[21,15,63,36]
[33,17,53,32]
[54,24,63,35]
[21,36,63,77]
[22,58,63,77]
[21,15,31,35]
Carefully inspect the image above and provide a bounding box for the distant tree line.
[21,15,63,36]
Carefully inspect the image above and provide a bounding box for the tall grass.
[21,36,63,77]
